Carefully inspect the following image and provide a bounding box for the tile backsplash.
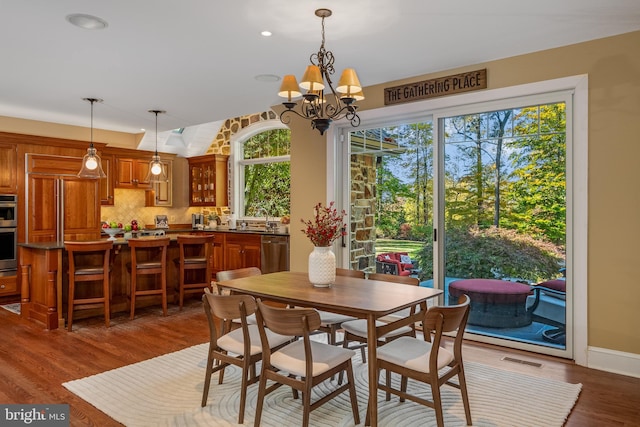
[101,188,225,228]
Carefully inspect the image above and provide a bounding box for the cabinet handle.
[0,284,5,289]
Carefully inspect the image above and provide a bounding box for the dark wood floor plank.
[0,300,638,427]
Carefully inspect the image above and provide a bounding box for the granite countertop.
[18,228,289,250]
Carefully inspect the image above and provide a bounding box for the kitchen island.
[18,229,289,329]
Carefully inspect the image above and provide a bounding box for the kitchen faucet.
[257,207,270,231]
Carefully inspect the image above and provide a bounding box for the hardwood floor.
[0,300,638,426]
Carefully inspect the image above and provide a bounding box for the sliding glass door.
[337,91,572,358]
[439,101,567,353]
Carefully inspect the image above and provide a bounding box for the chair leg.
[67,277,75,332]
[400,375,408,402]
[161,269,168,316]
[345,360,361,425]
[302,381,312,427]
[201,348,215,407]
[457,366,472,425]
[254,372,268,427]
[431,377,445,427]
[238,360,250,424]
[103,275,110,328]
[130,273,137,320]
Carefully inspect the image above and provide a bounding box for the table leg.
[366,314,378,427]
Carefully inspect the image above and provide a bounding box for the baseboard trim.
[588,346,640,378]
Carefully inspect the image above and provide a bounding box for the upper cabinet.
[0,143,18,193]
[188,155,228,207]
[99,153,114,205]
[145,160,172,207]
[116,157,152,189]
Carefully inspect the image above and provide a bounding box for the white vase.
[308,246,336,287]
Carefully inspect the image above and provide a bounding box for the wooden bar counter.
[18,236,185,330]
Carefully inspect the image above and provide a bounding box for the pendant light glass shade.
[146,110,167,183]
[78,98,107,179]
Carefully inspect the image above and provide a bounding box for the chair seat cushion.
[341,319,413,339]
[136,261,162,269]
[317,311,357,325]
[377,336,454,373]
[271,340,355,377]
[75,267,105,275]
[217,324,292,356]
[232,313,258,325]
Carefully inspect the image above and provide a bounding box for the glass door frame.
[328,75,588,363]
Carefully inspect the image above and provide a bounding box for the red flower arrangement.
[300,202,347,247]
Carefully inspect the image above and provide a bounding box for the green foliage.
[242,128,291,217]
[415,226,564,283]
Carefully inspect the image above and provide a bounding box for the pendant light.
[146,109,167,183]
[78,98,107,179]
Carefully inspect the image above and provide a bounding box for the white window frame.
[230,120,290,220]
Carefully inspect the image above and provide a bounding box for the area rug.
[0,303,20,315]
[63,343,581,427]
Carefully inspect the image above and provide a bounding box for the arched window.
[234,124,290,219]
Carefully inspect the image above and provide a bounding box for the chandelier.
[77,97,107,179]
[278,8,364,135]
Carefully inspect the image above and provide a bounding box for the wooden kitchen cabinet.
[188,154,228,206]
[99,154,114,205]
[0,143,18,193]
[116,158,152,189]
[0,274,18,297]
[26,154,101,242]
[210,232,225,274]
[224,233,260,270]
[145,160,172,207]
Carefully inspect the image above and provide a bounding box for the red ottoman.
[449,279,533,328]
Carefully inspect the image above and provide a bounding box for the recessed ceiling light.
[66,13,108,30]
[255,74,280,83]
[261,30,272,37]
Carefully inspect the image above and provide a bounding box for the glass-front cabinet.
[188,154,228,206]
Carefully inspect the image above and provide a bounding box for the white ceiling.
[2,0,640,156]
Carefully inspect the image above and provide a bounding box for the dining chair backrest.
[336,268,366,279]
[205,291,257,325]
[367,272,419,286]
[257,300,321,337]
[423,293,471,337]
[216,266,262,281]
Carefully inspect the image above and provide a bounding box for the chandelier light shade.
[278,8,364,135]
[146,109,168,183]
[78,97,107,179]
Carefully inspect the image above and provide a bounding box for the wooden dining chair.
[215,267,263,326]
[370,294,472,427]
[340,273,421,362]
[254,300,360,427]
[64,240,114,331]
[201,288,293,424]
[315,268,365,345]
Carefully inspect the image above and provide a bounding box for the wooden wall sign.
[384,69,487,105]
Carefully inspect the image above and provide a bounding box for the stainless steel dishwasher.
[260,235,290,273]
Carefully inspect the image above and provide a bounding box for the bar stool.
[64,240,114,332]
[127,236,170,320]
[175,234,213,309]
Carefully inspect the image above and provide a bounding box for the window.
[237,127,291,218]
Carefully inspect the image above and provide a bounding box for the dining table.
[217,270,443,427]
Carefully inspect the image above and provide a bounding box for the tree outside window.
[240,128,291,218]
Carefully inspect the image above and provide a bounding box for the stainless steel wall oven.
[0,195,17,272]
